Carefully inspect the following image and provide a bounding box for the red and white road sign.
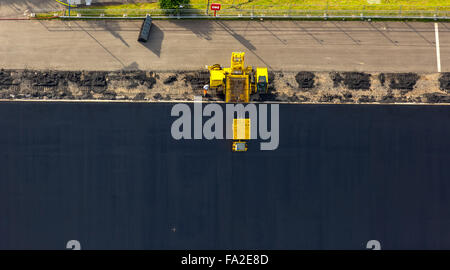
[210,3,221,11]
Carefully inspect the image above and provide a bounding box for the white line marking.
[435,23,441,73]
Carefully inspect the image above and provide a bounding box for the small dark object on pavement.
[138,15,152,43]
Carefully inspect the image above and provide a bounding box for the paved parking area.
[0,18,448,72]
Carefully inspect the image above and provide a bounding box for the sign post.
[210,3,221,17]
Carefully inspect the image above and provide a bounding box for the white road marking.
[435,23,441,73]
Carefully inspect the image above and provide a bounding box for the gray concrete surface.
[0,19,448,72]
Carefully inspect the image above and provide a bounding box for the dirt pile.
[329,72,371,90]
[0,70,16,87]
[267,72,276,93]
[330,72,343,87]
[424,93,450,103]
[295,72,315,89]
[0,69,449,104]
[319,94,342,103]
[343,72,371,90]
[379,74,386,86]
[80,72,107,87]
[261,71,448,104]
[386,73,419,92]
[183,71,209,89]
[163,75,178,85]
[379,94,407,103]
[30,72,60,87]
[358,95,376,103]
[133,92,146,101]
[110,71,158,89]
[439,73,450,91]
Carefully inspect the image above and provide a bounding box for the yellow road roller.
[232,118,251,152]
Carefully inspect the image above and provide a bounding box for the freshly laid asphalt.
[0,102,449,250]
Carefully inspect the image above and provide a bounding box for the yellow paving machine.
[208,52,268,152]
[207,52,269,103]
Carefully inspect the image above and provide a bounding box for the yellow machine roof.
[233,118,251,140]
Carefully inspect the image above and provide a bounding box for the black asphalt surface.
[1,102,450,250]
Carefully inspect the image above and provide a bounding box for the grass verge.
[37,0,450,18]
